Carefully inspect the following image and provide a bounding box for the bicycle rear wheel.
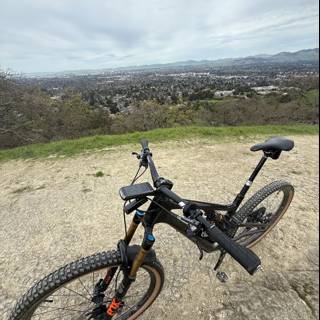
[9,250,164,320]
[231,180,294,248]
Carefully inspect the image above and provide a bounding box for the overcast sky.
[1,0,319,73]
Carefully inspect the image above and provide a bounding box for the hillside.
[1,62,319,150]
[230,48,319,66]
[270,48,319,62]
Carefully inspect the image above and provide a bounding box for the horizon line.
[5,47,319,76]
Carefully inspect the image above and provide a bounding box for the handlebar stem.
[146,154,161,185]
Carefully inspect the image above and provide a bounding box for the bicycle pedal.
[216,271,229,283]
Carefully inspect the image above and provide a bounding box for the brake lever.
[132,151,148,168]
[131,152,141,159]
[181,214,205,261]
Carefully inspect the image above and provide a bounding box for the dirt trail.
[0,135,319,319]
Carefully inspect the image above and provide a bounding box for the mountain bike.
[9,136,295,320]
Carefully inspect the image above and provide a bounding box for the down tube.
[154,209,217,253]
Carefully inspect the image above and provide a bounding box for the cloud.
[0,0,319,72]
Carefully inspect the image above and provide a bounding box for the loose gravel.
[0,135,318,319]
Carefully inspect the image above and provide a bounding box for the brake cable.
[130,166,142,185]
[131,167,147,185]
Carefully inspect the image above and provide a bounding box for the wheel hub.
[249,207,270,224]
[86,304,107,320]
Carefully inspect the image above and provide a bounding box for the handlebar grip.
[140,139,149,151]
[197,216,261,275]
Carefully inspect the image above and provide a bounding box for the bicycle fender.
[126,245,157,265]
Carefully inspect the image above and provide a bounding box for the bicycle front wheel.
[9,250,164,320]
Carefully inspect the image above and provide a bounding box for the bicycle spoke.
[128,279,149,293]
[33,305,93,320]
[104,272,119,298]
[233,186,287,246]
[77,277,93,298]
[125,288,148,300]
[50,293,88,298]
[71,303,95,320]
[234,229,264,241]
[61,286,92,302]
[92,271,95,292]
[38,301,89,310]
[33,305,88,316]
[16,262,154,320]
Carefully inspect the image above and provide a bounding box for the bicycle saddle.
[251,137,294,153]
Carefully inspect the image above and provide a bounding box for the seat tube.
[232,155,268,209]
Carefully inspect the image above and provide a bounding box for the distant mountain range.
[27,48,319,77]
[144,48,319,68]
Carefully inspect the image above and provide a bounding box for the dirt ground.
[0,135,319,320]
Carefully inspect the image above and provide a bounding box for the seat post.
[232,155,268,210]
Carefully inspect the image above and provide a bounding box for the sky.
[0,0,319,73]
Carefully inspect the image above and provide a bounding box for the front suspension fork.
[95,210,145,297]
[105,210,156,319]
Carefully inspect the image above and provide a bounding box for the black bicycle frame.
[128,153,268,253]
[105,153,269,318]
[142,198,222,253]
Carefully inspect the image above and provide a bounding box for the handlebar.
[161,186,261,275]
[159,186,186,208]
[139,139,261,275]
[147,154,161,185]
[196,215,261,275]
[158,187,261,275]
[140,139,160,185]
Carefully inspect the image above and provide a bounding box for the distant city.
[20,48,319,115]
[24,48,319,78]
[2,48,318,149]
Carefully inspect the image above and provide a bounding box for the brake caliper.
[105,298,124,319]
[249,207,268,223]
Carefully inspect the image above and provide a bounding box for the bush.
[1,71,318,150]
[0,72,112,148]
[110,101,199,134]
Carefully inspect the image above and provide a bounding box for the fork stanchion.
[129,230,155,278]
[124,210,145,245]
